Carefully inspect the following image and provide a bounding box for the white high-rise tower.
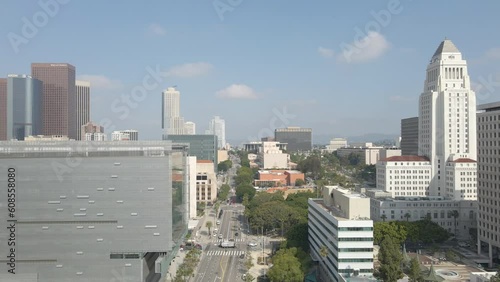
[208,116,226,149]
[418,39,477,200]
[162,87,185,135]
[377,39,477,200]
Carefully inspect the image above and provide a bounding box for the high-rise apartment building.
[275,127,312,152]
[208,116,226,149]
[0,78,8,140]
[477,102,500,266]
[400,117,419,155]
[184,121,196,135]
[112,130,138,141]
[0,141,189,281]
[31,63,76,139]
[377,39,477,201]
[162,87,185,135]
[5,74,43,140]
[81,121,105,141]
[76,80,90,140]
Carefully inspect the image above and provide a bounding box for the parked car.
[248,242,257,247]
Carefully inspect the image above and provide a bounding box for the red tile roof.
[451,158,476,163]
[381,155,429,162]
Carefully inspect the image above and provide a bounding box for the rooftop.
[433,39,460,57]
[196,160,213,163]
[451,158,476,163]
[381,155,429,162]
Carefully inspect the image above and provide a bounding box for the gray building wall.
[401,117,419,156]
[164,134,218,166]
[6,75,42,140]
[0,141,188,282]
[275,127,312,152]
[477,102,500,265]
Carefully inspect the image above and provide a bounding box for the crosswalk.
[205,250,245,256]
[212,238,245,243]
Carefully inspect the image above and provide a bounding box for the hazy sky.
[2,1,500,143]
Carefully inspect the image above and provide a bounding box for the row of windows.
[338,227,373,231]
[338,237,373,242]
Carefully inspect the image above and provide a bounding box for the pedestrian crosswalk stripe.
[205,250,245,256]
[212,239,244,243]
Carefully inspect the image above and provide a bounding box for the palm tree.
[404,212,411,222]
[450,210,459,237]
[206,221,213,236]
[381,214,387,222]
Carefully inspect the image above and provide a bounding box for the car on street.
[235,232,239,236]
[213,233,217,237]
[216,220,220,225]
[248,242,257,247]
[219,234,223,239]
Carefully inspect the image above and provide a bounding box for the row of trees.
[374,219,450,245]
[173,248,202,282]
[217,159,233,172]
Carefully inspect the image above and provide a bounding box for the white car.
[216,221,221,225]
[247,242,257,247]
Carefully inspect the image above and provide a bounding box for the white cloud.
[147,23,166,36]
[337,31,390,63]
[216,84,258,99]
[318,46,335,58]
[165,62,213,78]
[77,75,123,90]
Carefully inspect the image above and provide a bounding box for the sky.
[1,0,500,144]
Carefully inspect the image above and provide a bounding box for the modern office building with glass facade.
[0,141,189,282]
[6,74,43,140]
[275,127,312,152]
[164,134,218,166]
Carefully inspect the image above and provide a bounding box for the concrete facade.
[477,102,500,266]
[0,141,189,282]
[196,160,217,204]
[309,186,373,282]
[369,194,477,240]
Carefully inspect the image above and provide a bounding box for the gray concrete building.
[400,117,419,156]
[477,102,500,266]
[0,141,189,282]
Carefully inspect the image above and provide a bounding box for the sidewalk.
[164,208,211,281]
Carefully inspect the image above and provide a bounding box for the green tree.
[374,222,408,245]
[381,214,387,222]
[206,221,213,236]
[449,210,459,236]
[294,178,305,186]
[285,222,309,251]
[405,212,411,222]
[267,248,304,282]
[217,160,233,172]
[236,184,256,201]
[408,257,423,282]
[446,249,457,262]
[214,201,220,216]
[242,194,250,209]
[375,236,404,282]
